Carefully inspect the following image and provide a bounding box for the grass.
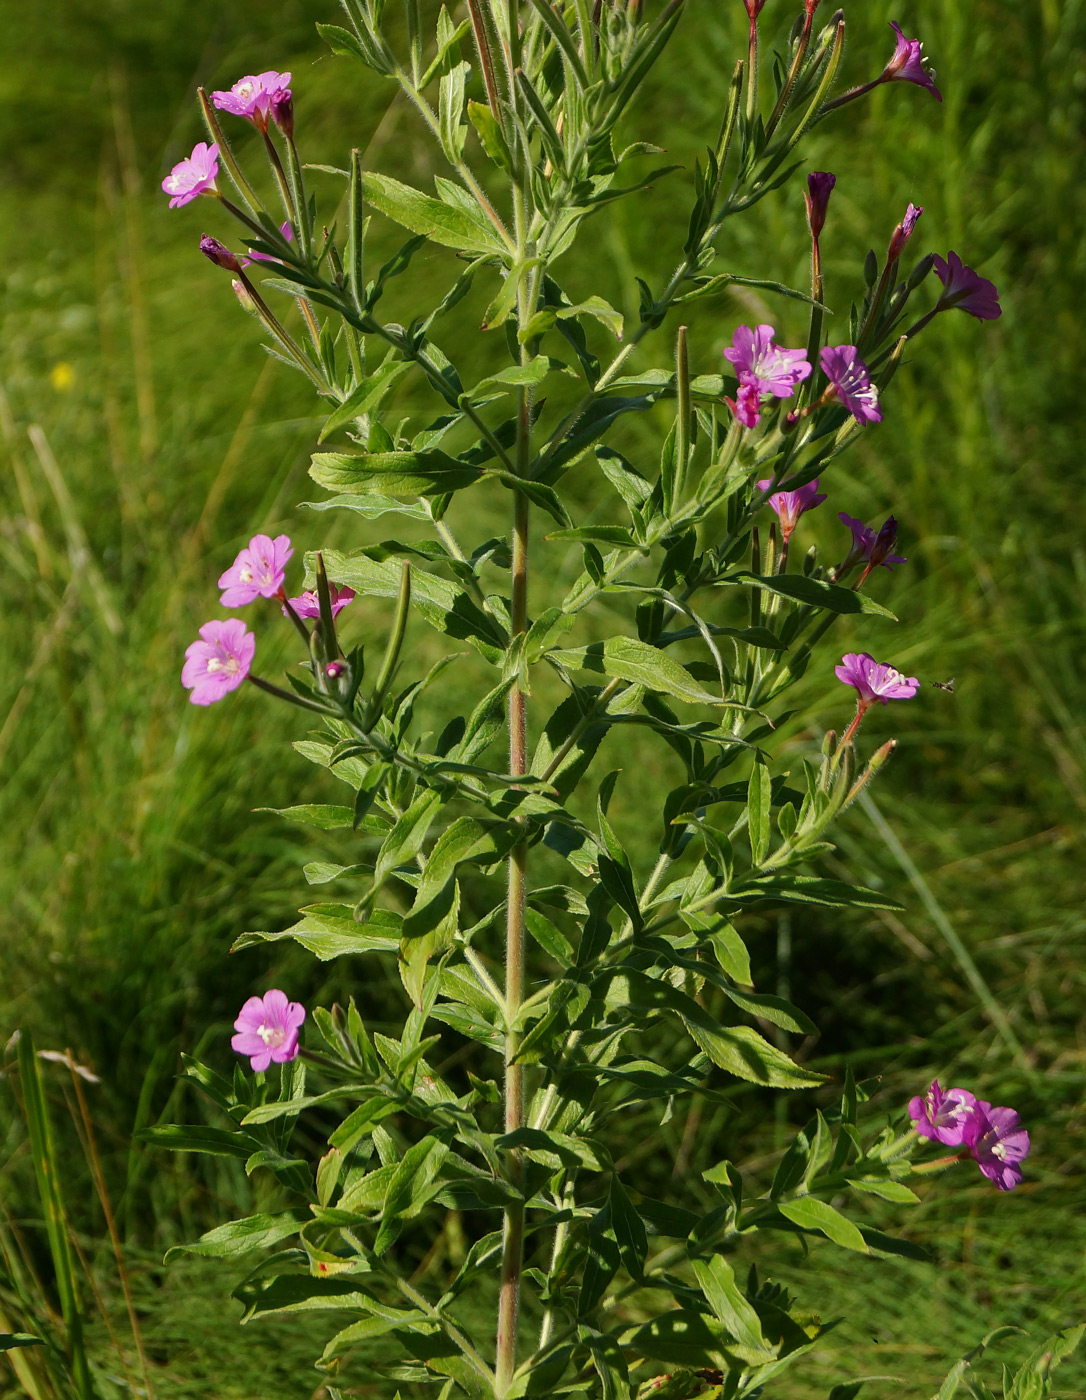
[1,0,1085,1394]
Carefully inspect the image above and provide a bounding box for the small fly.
[930,677,956,693]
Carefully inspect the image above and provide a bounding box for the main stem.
[497,482,530,1393]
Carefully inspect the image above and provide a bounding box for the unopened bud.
[822,729,837,758]
[325,661,346,679]
[199,234,241,272]
[805,171,836,239]
[802,544,818,576]
[887,202,923,263]
[869,515,899,567]
[271,91,294,140]
[869,737,897,771]
[863,248,879,287]
[907,252,936,290]
[232,278,257,313]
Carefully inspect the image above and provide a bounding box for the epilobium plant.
[150,3,1051,1396]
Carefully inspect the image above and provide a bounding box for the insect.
[930,677,956,692]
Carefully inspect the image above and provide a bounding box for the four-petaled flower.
[211,71,292,129]
[219,534,294,607]
[726,325,813,398]
[882,21,942,101]
[231,990,305,1072]
[284,585,356,620]
[965,1102,1031,1192]
[933,251,1002,320]
[820,345,882,425]
[182,619,255,706]
[757,478,827,542]
[909,1080,979,1146]
[805,171,836,240]
[835,652,919,704]
[162,142,219,208]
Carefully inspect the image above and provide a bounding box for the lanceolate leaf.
[232,909,402,960]
[164,1211,308,1263]
[549,638,723,706]
[310,449,483,497]
[361,171,509,255]
[778,1196,870,1253]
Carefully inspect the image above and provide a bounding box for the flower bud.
[232,278,258,313]
[200,235,241,272]
[325,661,346,680]
[887,203,923,263]
[805,172,836,240]
[271,91,294,140]
[869,515,900,568]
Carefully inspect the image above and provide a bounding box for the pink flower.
[182,619,255,706]
[162,141,219,208]
[805,172,836,239]
[835,652,919,705]
[933,252,1002,321]
[882,22,942,101]
[820,345,882,425]
[726,380,764,429]
[887,203,923,262]
[757,478,827,542]
[242,222,294,267]
[725,325,812,399]
[839,513,907,572]
[964,1102,1031,1191]
[211,71,292,129]
[283,584,355,620]
[231,990,305,1072]
[909,1080,980,1147]
[218,534,293,607]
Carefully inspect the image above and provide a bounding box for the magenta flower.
[726,380,763,429]
[218,534,294,607]
[182,619,255,706]
[200,235,241,273]
[211,70,292,129]
[726,325,812,399]
[162,141,219,208]
[835,652,919,705]
[909,1080,980,1147]
[964,1102,1031,1191]
[820,345,882,425]
[887,203,923,262]
[757,478,827,542]
[805,172,836,240]
[242,222,294,267]
[882,21,942,101]
[284,585,355,620]
[933,252,1002,320]
[231,990,305,1072]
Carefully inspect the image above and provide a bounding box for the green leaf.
[0,1335,44,1351]
[626,1309,731,1368]
[729,875,904,911]
[301,492,431,520]
[374,789,446,887]
[374,1134,451,1255]
[362,170,508,255]
[318,361,414,441]
[315,549,508,663]
[256,803,355,829]
[849,1177,919,1204]
[692,1256,770,1354]
[310,449,483,497]
[550,638,722,706]
[779,1196,869,1252]
[321,1309,435,1361]
[726,571,897,619]
[141,1125,256,1159]
[748,761,771,866]
[467,355,550,400]
[164,1211,308,1263]
[232,910,402,960]
[235,1273,386,1322]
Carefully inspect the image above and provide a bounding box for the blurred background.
[1,0,1084,1395]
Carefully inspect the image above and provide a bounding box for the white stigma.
[257,1022,286,1048]
[240,566,253,583]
